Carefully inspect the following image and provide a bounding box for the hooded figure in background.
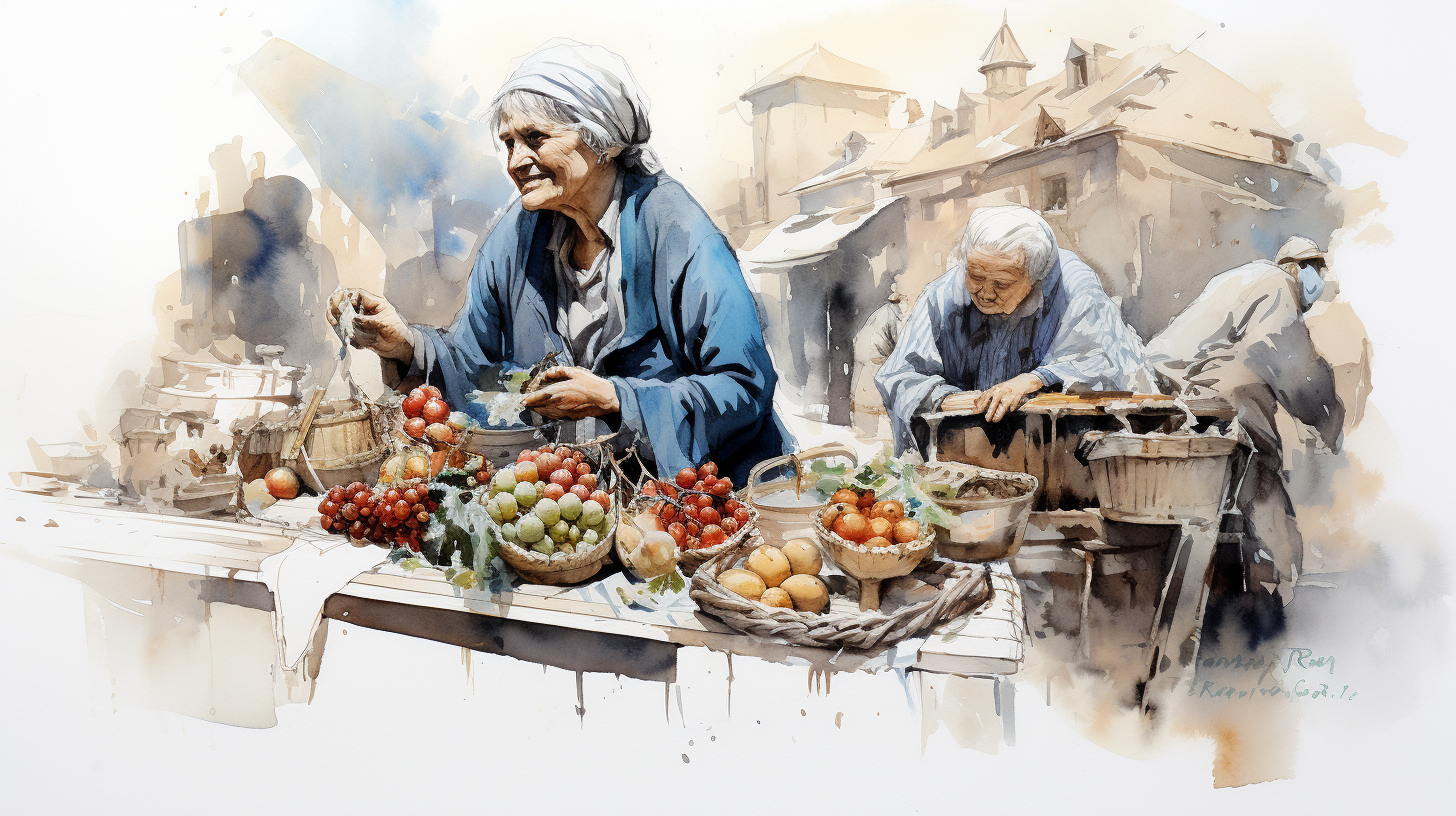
[328,40,789,485]
[1146,236,1347,604]
[876,205,1155,456]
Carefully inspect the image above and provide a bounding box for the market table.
[0,488,1024,729]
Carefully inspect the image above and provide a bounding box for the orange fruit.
[856,490,876,510]
[830,488,861,506]
[892,518,920,544]
[871,500,905,522]
[863,536,894,550]
[832,512,871,543]
[868,516,893,539]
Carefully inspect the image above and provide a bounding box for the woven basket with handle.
[689,533,991,652]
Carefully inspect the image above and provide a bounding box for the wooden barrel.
[283,399,389,492]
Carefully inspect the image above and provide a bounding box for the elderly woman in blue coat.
[876,205,1155,456]
[328,40,789,484]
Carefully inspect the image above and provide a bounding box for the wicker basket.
[487,442,617,585]
[811,507,936,612]
[689,534,992,652]
[1083,432,1238,523]
[614,493,760,580]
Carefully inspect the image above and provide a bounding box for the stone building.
[885,16,1342,339]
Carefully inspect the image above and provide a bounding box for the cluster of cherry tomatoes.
[317,478,438,551]
[639,461,750,551]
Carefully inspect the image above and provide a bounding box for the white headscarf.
[487,39,662,175]
[953,205,1059,281]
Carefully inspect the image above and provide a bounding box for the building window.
[1071,56,1088,89]
[1042,176,1068,214]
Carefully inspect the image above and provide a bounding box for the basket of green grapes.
[478,442,616,585]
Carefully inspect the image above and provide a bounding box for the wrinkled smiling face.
[497,110,601,212]
[965,248,1034,315]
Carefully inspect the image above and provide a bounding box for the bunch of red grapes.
[640,461,750,551]
[317,478,438,551]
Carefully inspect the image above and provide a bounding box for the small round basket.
[614,493,760,580]
[811,507,936,612]
[689,534,992,652]
[485,442,617,586]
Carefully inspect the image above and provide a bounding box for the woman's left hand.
[973,373,1044,422]
[521,366,621,420]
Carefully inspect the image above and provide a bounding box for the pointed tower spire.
[979,12,1035,100]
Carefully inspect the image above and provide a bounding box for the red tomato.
[402,488,420,505]
[676,468,698,489]
[733,507,750,525]
[418,385,443,401]
[318,500,338,516]
[721,517,739,535]
[550,469,576,489]
[393,500,412,521]
[667,522,687,546]
[685,505,701,522]
[576,473,598,492]
[555,446,574,460]
[402,393,427,418]
[698,507,721,526]
[589,490,611,510]
[327,486,345,503]
[341,503,359,520]
[693,480,705,493]
[723,499,742,515]
[641,481,659,497]
[697,494,715,509]
[574,461,592,478]
[700,525,726,548]
[421,398,450,424]
[709,480,731,497]
[346,481,367,496]
[404,417,428,438]
[570,484,592,502]
[698,462,718,479]
[542,483,566,501]
[517,449,538,463]
[384,488,402,505]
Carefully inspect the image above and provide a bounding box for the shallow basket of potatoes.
[688,534,995,653]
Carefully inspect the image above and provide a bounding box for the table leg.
[1077,549,1094,661]
[1141,519,1219,714]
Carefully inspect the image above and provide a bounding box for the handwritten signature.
[1189,647,1357,702]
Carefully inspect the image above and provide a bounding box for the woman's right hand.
[327,288,414,362]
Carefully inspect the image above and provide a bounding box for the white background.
[1,1,1453,812]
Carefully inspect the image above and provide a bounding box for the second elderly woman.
[329,40,789,484]
[876,205,1154,456]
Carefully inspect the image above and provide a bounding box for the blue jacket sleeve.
[609,234,777,477]
[407,245,509,418]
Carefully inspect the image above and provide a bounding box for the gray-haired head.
[482,39,661,175]
[949,205,1059,281]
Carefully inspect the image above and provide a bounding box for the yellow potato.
[760,587,793,609]
[781,538,823,576]
[719,569,767,601]
[781,574,829,614]
[745,544,792,587]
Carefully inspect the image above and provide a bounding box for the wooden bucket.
[283,399,389,493]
